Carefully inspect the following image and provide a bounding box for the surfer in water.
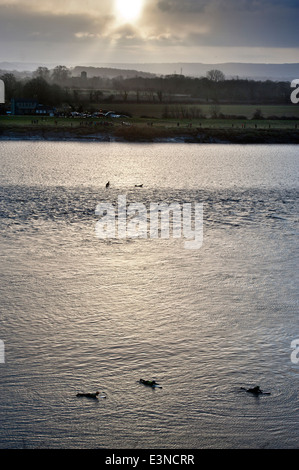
[106,181,110,189]
[241,386,270,395]
[139,379,161,388]
[76,391,100,399]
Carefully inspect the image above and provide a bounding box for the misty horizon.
[1,61,298,82]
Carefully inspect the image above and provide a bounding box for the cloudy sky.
[0,0,298,65]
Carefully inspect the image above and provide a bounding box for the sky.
[0,0,298,66]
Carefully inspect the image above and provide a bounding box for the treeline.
[0,65,293,110]
[0,72,68,107]
[116,75,291,104]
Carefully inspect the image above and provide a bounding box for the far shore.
[1,122,299,144]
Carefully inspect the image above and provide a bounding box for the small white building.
[0,79,5,104]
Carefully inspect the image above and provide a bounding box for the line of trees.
[114,73,291,104]
[0,65,293,111]
[0,73,67,106]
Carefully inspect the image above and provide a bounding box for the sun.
[115,0,144,23]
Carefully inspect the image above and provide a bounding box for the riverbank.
[1,123,299,143]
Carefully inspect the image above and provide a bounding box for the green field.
[1,103,299,145]
[1,112,299,144]
[107,103,299,120]
[1,102,299,125]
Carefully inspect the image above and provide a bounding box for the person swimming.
[76,391,100,399]
[139,379,161,388]
[241,386,270,396]
[247,386,263,395]
[106,181,110,188]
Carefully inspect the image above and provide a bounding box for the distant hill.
[88,62,299,81]
[0,62,57,72]
[0,62,155,80]
[1,61,298,81]
[71,66,155,79]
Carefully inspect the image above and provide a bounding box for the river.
[0,141,298,449]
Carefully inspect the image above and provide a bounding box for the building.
[11,99,56,116]
[35,104,56,116]
[11,98,38,115]
[0,79,5,104]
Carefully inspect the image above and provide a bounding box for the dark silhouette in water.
[76,391,100,399]
[135,184,143,188]
[139,379,162,388]
[106,181,110,188]
[241,386,271,396]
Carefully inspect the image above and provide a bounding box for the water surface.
[0,142,298,449]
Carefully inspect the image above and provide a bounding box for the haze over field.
[1,62,299,82]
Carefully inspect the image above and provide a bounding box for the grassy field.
[117,103,299,120]
[1,104,299,143]
[1,106,299,130]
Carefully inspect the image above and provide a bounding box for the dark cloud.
[0,0,298,64]
[0,4,112,42]
[143,0,299,48]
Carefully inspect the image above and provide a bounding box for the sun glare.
[115,0,143,23]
